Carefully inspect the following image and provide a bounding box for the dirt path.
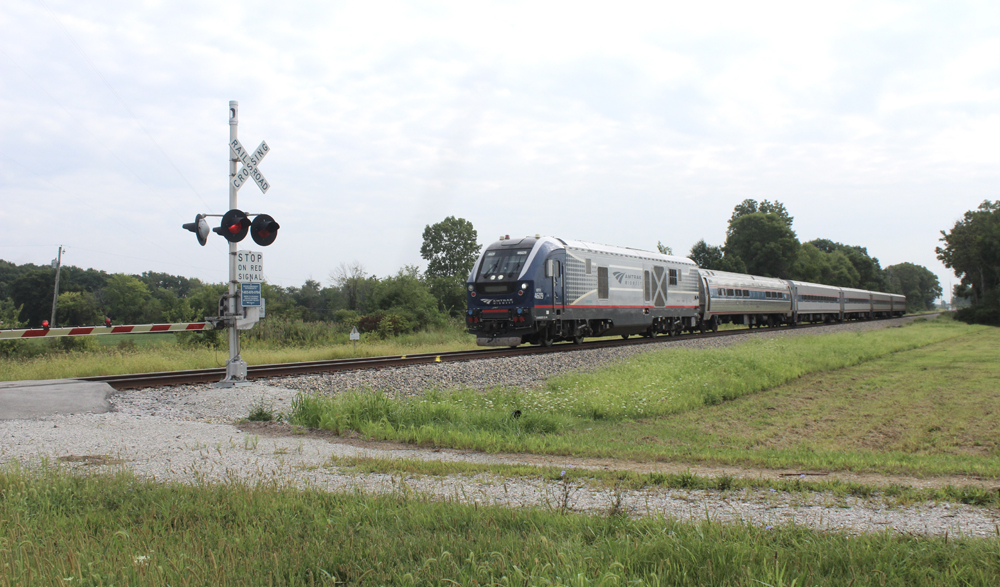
[241,421,1000,492]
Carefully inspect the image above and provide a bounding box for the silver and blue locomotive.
[466,236,907,346]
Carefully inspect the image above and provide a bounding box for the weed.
[247,398,275,422]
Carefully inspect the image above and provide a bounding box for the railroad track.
[81,317,917,390]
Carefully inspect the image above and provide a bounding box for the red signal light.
[42,320,50,330]
[250,214,280,246]
[213,209,251,242]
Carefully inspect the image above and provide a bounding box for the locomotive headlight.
[468,285,474,291]
[521,283,527,289]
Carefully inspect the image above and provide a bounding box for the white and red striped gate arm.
[0,322,215,339]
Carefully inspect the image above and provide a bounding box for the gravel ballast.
[4,315,997,538]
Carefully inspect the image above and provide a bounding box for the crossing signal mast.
[181,101,281,387]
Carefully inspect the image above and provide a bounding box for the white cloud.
[0,0,995,294]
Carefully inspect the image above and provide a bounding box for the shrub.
[376,313,414,338]
[357,314,383,333]
[333,309,360,326]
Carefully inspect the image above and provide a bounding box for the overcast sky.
[2,1,998,297]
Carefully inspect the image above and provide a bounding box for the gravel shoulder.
[4,315,998,538]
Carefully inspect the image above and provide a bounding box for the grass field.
[6,315,1000,585]
[0,328,478,381]
[292,316,998,477]
[3,465,999,587]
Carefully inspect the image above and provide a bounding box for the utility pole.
[49,245,64,327]
[219,101,249,387]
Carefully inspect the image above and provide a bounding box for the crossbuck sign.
[230,138,270,193]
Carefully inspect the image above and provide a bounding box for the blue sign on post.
[240,282,261,307]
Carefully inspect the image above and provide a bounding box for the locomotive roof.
[547,237,696,266]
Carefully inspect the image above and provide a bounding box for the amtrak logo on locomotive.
[480,298,515,305]
[612,271,642,287]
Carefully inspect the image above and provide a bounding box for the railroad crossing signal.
[182,214,210,246]
[230,138,269,194]
[213,209,251,242]
[250,214,280,246]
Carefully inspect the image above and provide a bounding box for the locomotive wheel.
[711,320,718,333]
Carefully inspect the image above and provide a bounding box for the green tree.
[806,239,886,290]
[0,297,27,357]
[8,268,56,327]
[368,266,444,330]
[0,297,25,330]
[688,240,723,269]
[99,274,150,325]
[791,244,859,287]
[884,262,942,312]
[724,213,800,278]
[420,216,481,279]
[331,262,376,312]
[288,279,327,321]
[426,276,467,318]
[727,199,793,237]
[56,291,103,326]
[688,240,748,273]
[936,200,1000,323]
[656,241,673,255]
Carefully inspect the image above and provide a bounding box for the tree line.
[0,216,482,333]
[684,199,942,312]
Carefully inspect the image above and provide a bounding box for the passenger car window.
[597,267,609,299]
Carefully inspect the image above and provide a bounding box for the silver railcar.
[842,287,872,320]
[698,270,791,329]
[890,294,907,317]
[787,280,842,324]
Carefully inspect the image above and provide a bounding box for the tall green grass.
[292,317,980,456]
[3,465,999,586]
[0,326,477,381]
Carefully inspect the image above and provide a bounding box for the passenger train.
[466,235,906,346]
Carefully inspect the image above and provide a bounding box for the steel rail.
[81,317,915,390]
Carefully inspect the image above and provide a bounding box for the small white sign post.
[350,326,360,352]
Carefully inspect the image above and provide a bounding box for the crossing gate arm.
[0,322,214,339]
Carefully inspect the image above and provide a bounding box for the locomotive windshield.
[478,248,531,281]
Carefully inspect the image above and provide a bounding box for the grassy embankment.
[3,464,1000,586]
[0,327,477,381]
[293,316,1000,477]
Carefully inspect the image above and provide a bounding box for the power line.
[35,0,213,210]
[0,47,196,225]
[0,149,231,263]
